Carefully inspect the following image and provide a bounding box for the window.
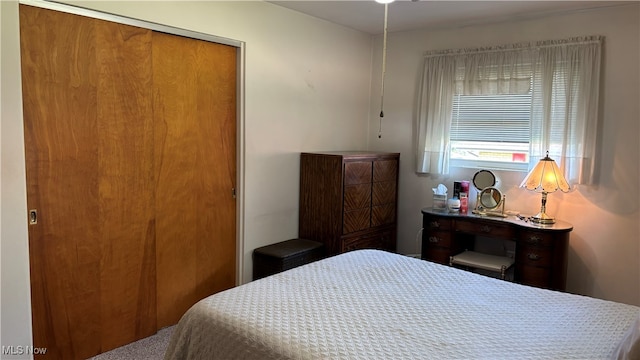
[450,93,531,171]
[415,36,602,185]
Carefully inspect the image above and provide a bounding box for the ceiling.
[269,1,633,35]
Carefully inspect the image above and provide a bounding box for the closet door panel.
[191,38,237,303]
[21,4,238,357]
[96,20,157,351]
[20,6,101,359]
[153,32,237,328]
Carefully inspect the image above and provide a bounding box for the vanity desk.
[421,207,572,291]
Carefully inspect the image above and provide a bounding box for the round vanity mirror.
[472,170,496,190]
[479,187,502,210]
[472,170,506,217]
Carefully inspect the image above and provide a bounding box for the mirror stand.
[471,170,506,217]
[472,188,507,218]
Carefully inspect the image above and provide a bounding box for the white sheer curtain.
[529,37,602,184]
[415,36,602,185]
[415,55,456,174]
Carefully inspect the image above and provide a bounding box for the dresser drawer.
[423,231,453,249]
[373,159,398,182]
[344,161,372,185]
[519,230,556,248]
[372,203,395,227]
[455,219,515,239]
[341,230,395,252]
[517,264,552,289]
[372,181,396,205]
[343,208,371,234]
[344,184,371,211]
[516,246,553,267]
[422,246,451,265]
[423,216,452,231]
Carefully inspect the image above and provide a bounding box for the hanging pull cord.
[378,3,389,139]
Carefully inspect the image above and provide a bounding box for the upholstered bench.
[252,238,325,280]
[450,250,515,280]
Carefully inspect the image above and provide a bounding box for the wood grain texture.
[372,181,396,205]
[341,229,394,252]
[343,208,371,234]
[344,162,372,185]
[21,5,237,358]
[95,20,157,352]
[371,204,396,227]
[344,184,371,211]
[299,153,399,255]
[373,159,397,182]
[152,32,237,328]
[299,154,343,254]
[20,6,101,359]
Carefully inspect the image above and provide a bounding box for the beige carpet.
[88,326,174,360]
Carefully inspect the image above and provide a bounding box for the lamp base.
[529,211,555,224]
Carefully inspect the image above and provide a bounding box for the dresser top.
[302,151,400,157]
[421,207,573,232]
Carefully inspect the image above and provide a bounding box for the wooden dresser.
[299,152,399,255]
[421,208,572,291]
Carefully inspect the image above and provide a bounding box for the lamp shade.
[520,153,570,193]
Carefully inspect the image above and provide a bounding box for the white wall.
[56,0,374,279]
[369,3,640,306]
[1,0,34,356]
[1,0,373,355]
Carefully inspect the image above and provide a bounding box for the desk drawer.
[516,247,553,267]
[423,231,453,248]
[423,216,452,231]
[422,246,450,265]
[519,230,556,248]
[518,264,552,289]
[455,219,515,239]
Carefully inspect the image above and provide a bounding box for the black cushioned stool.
[253,238,325,280]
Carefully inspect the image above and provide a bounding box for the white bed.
[164,249,640,360]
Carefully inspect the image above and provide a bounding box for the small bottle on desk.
[448,197,461,213]
[460,193,468,214]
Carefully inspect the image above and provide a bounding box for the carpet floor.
[88,326,174,360]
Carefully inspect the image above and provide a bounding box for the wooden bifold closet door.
[19,5,236,359]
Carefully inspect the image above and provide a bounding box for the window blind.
[450,94,532,144]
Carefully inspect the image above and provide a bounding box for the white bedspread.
[164,249,639,360]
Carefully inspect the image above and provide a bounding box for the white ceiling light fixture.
[376,0,392,138]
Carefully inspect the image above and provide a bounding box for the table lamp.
[519,152,570,224]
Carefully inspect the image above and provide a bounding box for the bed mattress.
[165,249,639,359]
